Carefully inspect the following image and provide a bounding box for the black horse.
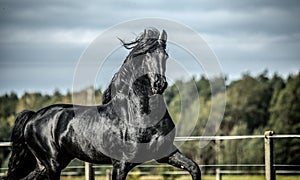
[6,28,201,180]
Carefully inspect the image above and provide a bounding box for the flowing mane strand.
[119,28,162,57]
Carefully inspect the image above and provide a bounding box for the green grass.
[276,175,300,180]
[174,175,264,180]
[61,175,300,180]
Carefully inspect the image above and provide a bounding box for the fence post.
[106,169,111,180]
[85,162,95,180]
[264,131,276,180]
[85,87,95,180]
[216,168,221,180]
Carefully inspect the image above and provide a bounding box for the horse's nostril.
[154,75,164,87]
[154,74,160,83]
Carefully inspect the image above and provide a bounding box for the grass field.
[61,175,300,180]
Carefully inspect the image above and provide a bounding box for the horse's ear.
[160,30,167,42]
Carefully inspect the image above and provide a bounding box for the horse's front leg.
[157,148,201,180]
[111,160,138,180]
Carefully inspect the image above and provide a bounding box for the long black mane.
[102,28,165,104]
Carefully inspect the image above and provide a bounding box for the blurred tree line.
[0,71,299,172]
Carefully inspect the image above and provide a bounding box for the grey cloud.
[1,0,300,36]
[0,0,299,95]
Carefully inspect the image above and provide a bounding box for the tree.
[223,73,273,134]
[196,76,211,101]
[268,73,300,133]
[0,119,12,168]
[267,72,300,164]
[16,92,50,112]
[0,92,18,118]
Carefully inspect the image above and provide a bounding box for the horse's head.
[102,28,169,104]
[121,28,169,96]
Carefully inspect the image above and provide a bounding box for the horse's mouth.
[152,81,168,95]
[150,74,168,95]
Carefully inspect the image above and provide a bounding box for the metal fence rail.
[2,134,300,146]
[174,134,300,141]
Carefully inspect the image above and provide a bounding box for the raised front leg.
[111,160,138,180]
[157,148,201,180]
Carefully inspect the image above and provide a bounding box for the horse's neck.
[108,67,167,126]
[110,91,167,128]
[112,91,150,116]
[130,92,152,115]
[110,65,133,96]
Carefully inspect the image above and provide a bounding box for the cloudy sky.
[1,0,300,96]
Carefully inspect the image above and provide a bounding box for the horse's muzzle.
[152,74,168,94]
